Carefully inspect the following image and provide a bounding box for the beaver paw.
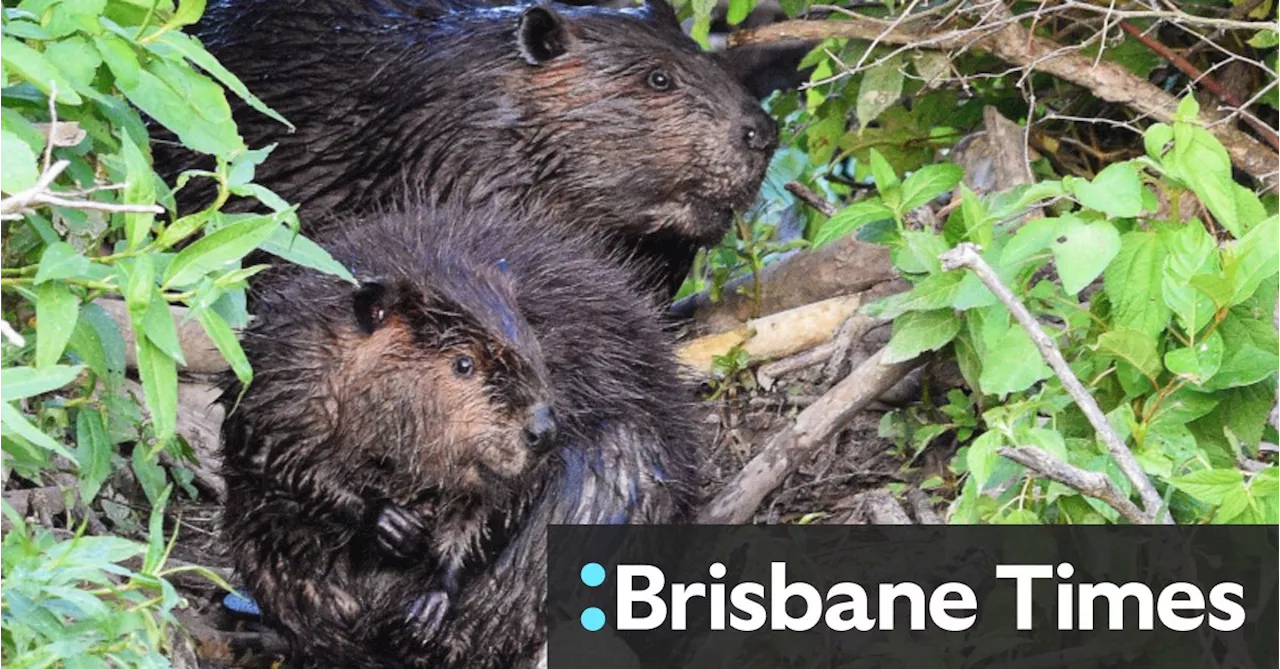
[374,504,428,560]
[405,591,450,644]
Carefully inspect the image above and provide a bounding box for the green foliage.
[2,488,233,666]
[1,0,347,661]
[846,101,1278,525]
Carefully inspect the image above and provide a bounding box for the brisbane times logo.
[545,525,1277,669]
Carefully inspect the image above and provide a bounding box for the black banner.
[547,525,1278,668]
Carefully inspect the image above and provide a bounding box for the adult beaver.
[221,201,700,668]
[166,0,777,295]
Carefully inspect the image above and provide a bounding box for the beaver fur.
[163,0,777,295]
[220,201,700,668]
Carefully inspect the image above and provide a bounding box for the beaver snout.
[740,105,779,154]
[522,404,558,453]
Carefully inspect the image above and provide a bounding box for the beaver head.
[504,0,779,244]
[238,253,557,503]
[176,0,778,295]
[336,274,557,494]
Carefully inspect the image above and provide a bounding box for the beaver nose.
[522,404,557,453]
[741,109,778,153]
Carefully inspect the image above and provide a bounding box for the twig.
[0,84,165,222]
[0,319,25,347]
[785,181,839,217]
[729,9,1280,190]
[999,446,1149,524]
[698,347,923,523]
[940,243,1170,524]
[1118,21,1279,151]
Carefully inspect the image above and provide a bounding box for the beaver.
[163,0,778,296]
[220,200,700,668]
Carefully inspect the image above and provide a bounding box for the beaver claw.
[406,591,450,644]
[375,504,428,560]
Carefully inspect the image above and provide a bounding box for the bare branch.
[940,243,1170,524]
[999,446,1149,524]
[698,347,923,524]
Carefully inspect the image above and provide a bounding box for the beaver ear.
[517,6,568,65]
[644,0,682,30]
[352,282,389,335]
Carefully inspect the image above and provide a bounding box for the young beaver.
[221,202,700,668]
[163,0,777,296]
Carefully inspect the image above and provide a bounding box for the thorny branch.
[939,243,1171,524]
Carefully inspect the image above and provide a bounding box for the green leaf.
[1,129,40,194]
[856,59,905,133]
[0,402,77,463]
[148,31,293,130]
[43,36,103,90]
[196,308,251,387]
[1001,217,1059,267]
[1051,217,1121,295]
[1167,468,1243,505]
[726,0,757,24]
[1097,328,1161,380]
[977,312,1052,395]
[141,288,186,365]
[892,230,949,275]
[0,37,84,105]
[75,408,113,503]
[1206,309,1279,390]
[162,213,283,288]
[958,186,993,247]
[811,199,894,248]
[95,34,244,157]
[131,442,168,504]
[867,147,900,196]
[34,241,92,284]
[1163,329,1223,384]
[1225,214,1278,306]
[967,431,1002,490]
[135,337,178,447]
[1103,231,1171,339]
[899,164,964,212]
[883,309,960,364]
[171,0,208,28]
[34,281,80,368]
[880,271,963,317]
[119,133,156,249]
[1248,29,1279,48]
[1065,162,1144,218]
[0,364,83,402]
[1144,123,1173,160]
[1161,221,1219,335]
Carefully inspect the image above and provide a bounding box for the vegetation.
[1,0,345,663]
[676,0,1278,525]
[1,0,1277,663]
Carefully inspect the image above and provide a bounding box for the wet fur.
[220,202,701,668]
[162,0,776,295]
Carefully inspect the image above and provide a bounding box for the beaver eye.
[452,355,475,378]
[647,68,673,91]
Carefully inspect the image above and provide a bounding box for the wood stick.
[940,243,1169,524]
[698,347,922,523]
[999,446,1149,524]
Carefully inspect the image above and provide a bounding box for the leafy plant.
[2,0,347,661]
[829,98,1278,524]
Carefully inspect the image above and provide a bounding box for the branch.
[1118,21,1279,151]
[728,6,1280,190]
[1,87,164,221]
[999,446,1149,524]
[939,243,1170,524]
[698,347,923,523]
